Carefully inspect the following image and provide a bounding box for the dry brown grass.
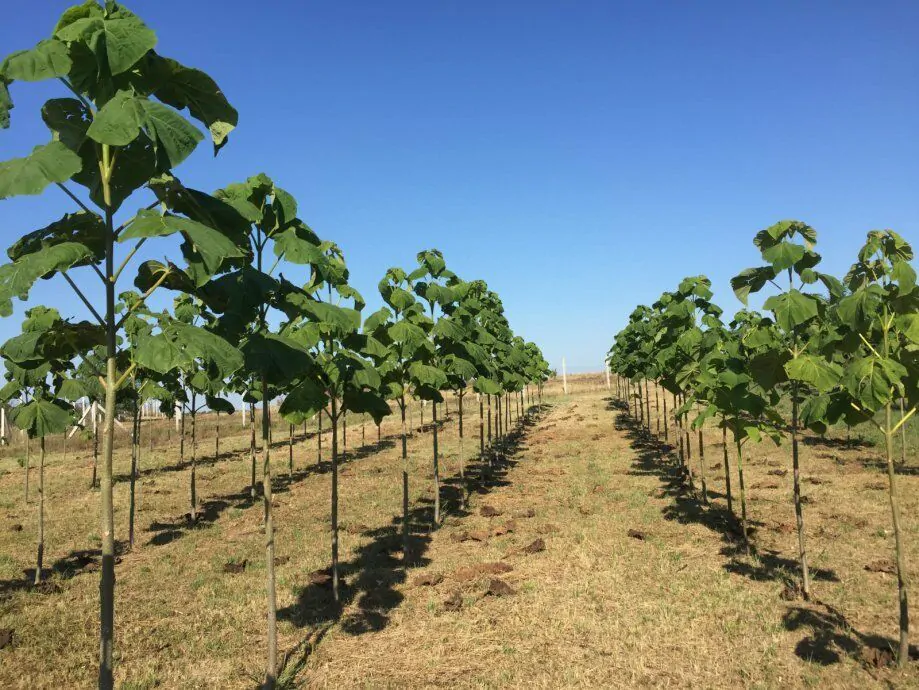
[0,375,917,688]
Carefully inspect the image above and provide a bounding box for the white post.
[562,357,568,395]
[0,406,5,445]
[605,365,611,390]
[175,402,182,431]
[92,401,98,436]
[242,403,247,426]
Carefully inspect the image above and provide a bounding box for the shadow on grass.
[275,405,545,680]
[0,540,129,598]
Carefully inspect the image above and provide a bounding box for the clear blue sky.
[1,1,917,372]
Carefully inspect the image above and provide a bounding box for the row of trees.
[607,221,917,666]
[0,3,551,687]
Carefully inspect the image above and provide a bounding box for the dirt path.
[296,392,916,688]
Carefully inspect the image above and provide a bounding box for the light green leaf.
[279,379,328,424]
[0,39,72,81]
[86,89,143,145]
[0,141,83,199]
[763,290,819,331]
[0,242,95,317]
[103,14,157,75]
[784,354,842,393]
[11,398,72,438]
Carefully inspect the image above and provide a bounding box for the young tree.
[0,4,241,684]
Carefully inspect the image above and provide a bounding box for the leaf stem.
[55,182,94,214]
[61,271,105,327]
[112,238,147,283]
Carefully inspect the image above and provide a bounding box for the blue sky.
[1,1,917,372]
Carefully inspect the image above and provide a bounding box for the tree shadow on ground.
[783,603,918,666]
[0,539,129,598]
[606,400,840,590]
[602,397,919,671]
[275,407,543,680]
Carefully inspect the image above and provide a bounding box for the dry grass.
[0,374,917,688]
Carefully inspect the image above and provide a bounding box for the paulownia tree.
[0,3,241,684]
[731,220,842,600]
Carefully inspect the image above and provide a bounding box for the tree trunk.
[654,383,661,436]
[288,423,294,476]
[433,400,440,524]
[215,411,220,461]
[34,436,45,585]
[342,411,347,459]
[900,398,908,466]
[400,396,410,565]
[676,394,684,470]
[262,385,278,687]
[249,402,257,499]
[479,397,485,474]
[331,397,340,601]
[459,392,466,509]
[885,404,910,665]
[644,379,651,432]
[128,395,139,551]
[791,391,811,599]
[25,436,30,503]
[722,422,733,514]
[190,407,197,524]
[698,425,707,505]
[317,410,323,466]
[736,437,750,556]
[662,391,669,442]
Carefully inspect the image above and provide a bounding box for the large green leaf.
[343,388,392,424]
[279,378,328,424]
[0,141,83,199]
[87,93,203,167]
[409,362,447,389]
[762,241,805,272]
[784,354,842,393]
[836,285,883,329]
[298,300,361,334]
[146,55,237,151]
[896,313,919,345]
[7,211,105,264]
[763,290,819,331]
[0,39,71,81]
[0,242,96,317]
[388,320,427,348]
[121,210,243,281]
[241,333,313,386]
[843,356,908,412]
[11,398,72,438]
[272,222,322,264]
[730,266,776,304]
[0,78,11,129]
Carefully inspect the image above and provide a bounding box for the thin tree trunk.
[433,400,440,524]
[722,422,733,514]
[317,410,323,466]
[34,436,45,585]
[644,379,651,432]
[683,393,692,463]
[24,436,30,503]
[215,411,220,461]
[342,411,347,459]
[736,437,749,556]
[190,406,197,524]
[262,385,278,687]
[698,425,707,505]
[885,404,910,665]
[900,398,908,466]
[663,391,669,442]
[288,423,294,476]
[128,395,139,551]
[459,392,466,509]
[400,396,410,565]
[655,383,661,437]
[479,397,485,475]
[676,394,684,470]
[791,390,811,599]
[249,402,257,499]
[331,397,340,601]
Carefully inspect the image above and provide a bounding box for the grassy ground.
[0,374,916,688]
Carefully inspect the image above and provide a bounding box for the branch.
[112,363,137,392]
[57,77,94,112]
[61,271,105,327]
[891,403,917,435]
[115,269,170,330]
[113,201,160,241]
[55,182,93,214]
[858,333,883,359]
[112,238,147,283]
